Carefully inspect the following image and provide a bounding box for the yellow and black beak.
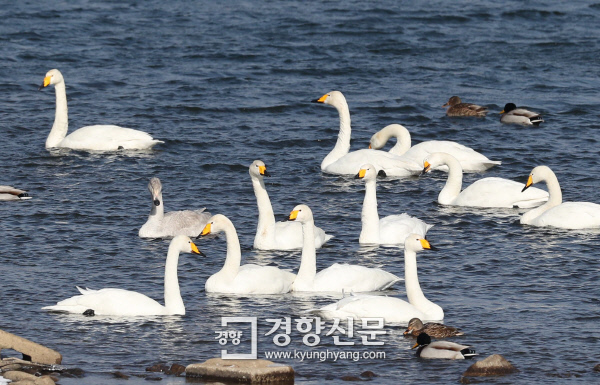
[354,168,367,180]
[522,175,533,192]
[368,144,372,149]
[288,210,299,221]
[200,222,212,236]
[190,241,206,257]
[421,161,432,175]
[311,93,328,103]
[259,165,271,177]
[38,76,51,91]
[420,238,436,251]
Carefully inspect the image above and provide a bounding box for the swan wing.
[456,177,548,208]
[405,141,500,172]
[265,221,332,250]
[310,295,426,323]
[535,202,600,229]
[60,125,163,151]
[209,264,296,294]
[140,209,211,238]
[324,149,421,176]
[312,263,401,292]
[378,214,432,245]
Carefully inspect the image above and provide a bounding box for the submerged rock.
[186,358,294,384]
[462,354,518,377]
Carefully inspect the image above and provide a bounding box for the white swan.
[521,165,600,229]
[312,91,421,177]
[39,69,163,151]
[369,124,501,173]
[201,214,296,294]
[0,185,31,201]
[422,152,548,208]
[42,235,201,316]
[356,164,432,245]
[139,177,211,238]
[250,160,332,250]
[308,234,444,323]
[288,204,401,292]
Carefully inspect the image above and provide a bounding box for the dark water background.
[1,1,599,383]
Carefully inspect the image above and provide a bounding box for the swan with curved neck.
[422,152,548,208]
[312,91,421,177]
[288,204,401,292]
[42,235,202,316]
[139,177,211,238]
[249,160,332,250]
[307,234,444,323]
[369,124,500,173]
[521,165,600,228]
[355,164,431,245]
[201,214,296,294]
[39,69,163,151]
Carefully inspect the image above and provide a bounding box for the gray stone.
[34,376,56,385]
[0,330,62,365]
[3,371,38,381]
[462,354,518,377]
[186,358,294,384]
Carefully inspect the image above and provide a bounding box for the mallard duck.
[443,96,488,117]
[0,185,31,201]
[500,103,543,126]
[412,333,476,359]
[403,318,463,338]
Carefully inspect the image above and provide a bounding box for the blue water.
[1,0,599,384]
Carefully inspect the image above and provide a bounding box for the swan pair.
[0,185,31,201]
[200,205,400,294]
[139,178,211,238]
[422,152,549,208]
[39,69,162,151]
[521,165,600,229]
[43,235,202,316]
[308,234,443,323]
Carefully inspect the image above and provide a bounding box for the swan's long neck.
[384,125,412,156]
[437,155,463,205]
[294,220,317,287]
[522,172,563,223]
[220,221,242,277]
[404,250,434,314]
[321,100,351,170]
[359,179,380,243]
[164,240,185,315]
[46,81,69,148]
[252,176,275,236]
[149,192,165,220]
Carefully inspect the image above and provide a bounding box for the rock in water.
[462,354,518,377]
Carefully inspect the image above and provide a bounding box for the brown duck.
[443,96,488,117]
[403,317,464,338]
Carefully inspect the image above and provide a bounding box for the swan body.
[39,69,163,151]
[403,317,463,338]
[442,96,488,117]
[139,178,211,238]
[307,234,444,322]
[369,124,500,173]
[0,185,31,201]
[500,103,544,126]
[521,165,600,229]
[423,152,548,208]
[250,160,332,250]
[312,91,421,177]
[289,204,401,293]
[356,164,432,245]
[201,215,296,294]
[42,236,201,316]
[413,333,476,359]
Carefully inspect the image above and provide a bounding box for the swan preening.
[289,204,401,292]
[0,185,31,201]
[521,165,600,229]
[442,96,488,117]
[500,103,544,126]
[139,177,211,238]
[201,214,296,294]
[308,233,443,322]
[250,160,332,250]
[369,124,501,173]
[312,91,421,177]
[356,164,432,245]
[422,152,548,208]
[412,333,476,359]
[39,69,163,151]
[42,235,202,316]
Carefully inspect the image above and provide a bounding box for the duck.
[521,165,600,229]
[39,69,163,151]
[403,317,464,338]
[201,214,296,294]
[355,164,432,245]
[369,124,500,173]
[412,333,476,359]
[500,103,544,126]
[288,204,401,292]
[42,235,201,316]
[307,234,443,322]
[139,177,211,238]
[442,96,488,117]
[422,152,548,208]
[0,185,31,201]
[249,160,332,250]
[312,91,421,177]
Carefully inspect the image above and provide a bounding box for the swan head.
[404,233,435,253]
[403,318,425,336]
[288,204,313,223]
[354,164,378,181]
[443,96,461,108]
[148,177,163,206]
[522,165,554,192]
[249,160,271,178]
[172,235,204,256]
[311,90,347,108]
[412,332,432,349]
[500,103,517,114]
[200,214,231,236]
[39,69,64,90]
[422,152,458,175]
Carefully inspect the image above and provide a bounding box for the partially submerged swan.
[42,235,202,316]
[0,185,31,201]
[139,177,211,238]
[39,69,163,151]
